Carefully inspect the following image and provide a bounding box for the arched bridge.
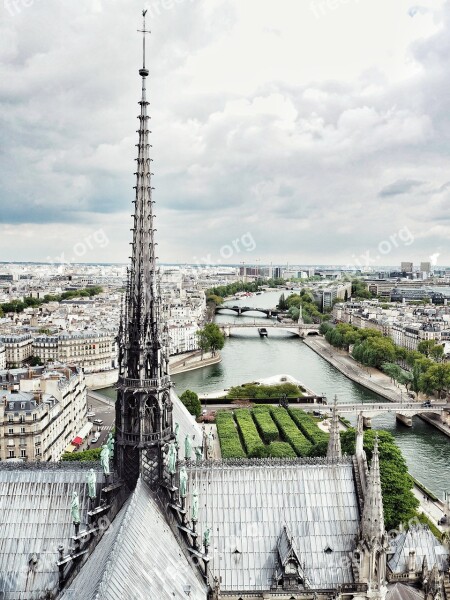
[219,323,321,338]
[215,306,281,318]
[321,402,450,428]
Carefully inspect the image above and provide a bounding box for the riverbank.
[169,350,221,375]
[303,336,450,439]
[303,337,404,402]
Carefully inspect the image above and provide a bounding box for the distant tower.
[115,11,173,489]
[327,397,342,459]
[355,436,388,600]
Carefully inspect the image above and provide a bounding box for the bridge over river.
[219,322,321,338]
[303,401,450,428]
[216,305,282,317]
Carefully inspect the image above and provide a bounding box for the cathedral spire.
[115,13,173,490]
[361,435,384,543]
[327,396,342,459]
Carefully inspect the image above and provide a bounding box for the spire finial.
[138,9,150,76]
[361,433,384,543]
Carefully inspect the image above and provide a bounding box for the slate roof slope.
[171,389,203,451]
[186,457,360,593]
[0,463,105,600]
[387,583,425,600]
[388,525,449,573]
[62,478,207,600]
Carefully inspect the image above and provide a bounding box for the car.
[91,437,99,444]
[93,419,103,425]
[421,401,431,408]
[86,412,95,418]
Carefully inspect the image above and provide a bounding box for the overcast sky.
[1,0,450,268]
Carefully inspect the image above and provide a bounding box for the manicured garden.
[216,405,328,459]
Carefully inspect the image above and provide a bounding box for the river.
[170,289,450,499]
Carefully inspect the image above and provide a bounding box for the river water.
[170,290,450,499]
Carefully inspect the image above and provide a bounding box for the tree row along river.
[101,290,450,499]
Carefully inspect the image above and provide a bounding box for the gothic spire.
[361,435,385,544]
[119,9,165,383]
[115,13,173,490]
[327,396,342,459]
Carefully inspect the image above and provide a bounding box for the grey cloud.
[0,1,450,264]
[378,179,425,197]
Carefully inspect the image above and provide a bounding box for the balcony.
[116,426,172,445]
[118,375,171,390]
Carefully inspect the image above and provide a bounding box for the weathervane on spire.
[138,9,151,74]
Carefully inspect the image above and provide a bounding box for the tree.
[288,306,300,322]
[351,279,373,299]
[352,336,396,369]
[61,448,101,461]
[420,363,450,398]
[28,356,43,367]
[418,339,437,358]
[430,344,445,363]
[180,389,201,418]
[278,293,289,311]
[320,322,333,336]
[341,429,418,529]
[206,294,223,306]
[196,323,225,357]
[196,329,210,359]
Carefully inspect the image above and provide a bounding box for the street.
[80,392,115,451]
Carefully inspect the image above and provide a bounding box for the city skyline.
[1,1,450,264]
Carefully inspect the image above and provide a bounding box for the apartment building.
[0,365,87,461]
[0,334,33,368]
[32,331,115,373]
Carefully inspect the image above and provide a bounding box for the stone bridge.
[218,322,321,339]
[329,402,450,428]
[215,306,281,317]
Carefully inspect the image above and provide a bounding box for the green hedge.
[289,409,329,445]
[216,411,246,458]
[226,382,304,400]
[252,406,279,443]
[235,409,265,457]
[270,407,312,457]
[266,441,296,458]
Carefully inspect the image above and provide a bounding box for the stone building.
[0,365,87,461]
[0,343,5,370]
[0,333,33,368]
[32,331,114,373]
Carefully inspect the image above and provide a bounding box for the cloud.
[379,179,425,197]
[0,0,449,265]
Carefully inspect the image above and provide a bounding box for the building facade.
[0,344,5,370]
[0,365,87,461]
[32,331,115,372]
[0,334,33,368]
